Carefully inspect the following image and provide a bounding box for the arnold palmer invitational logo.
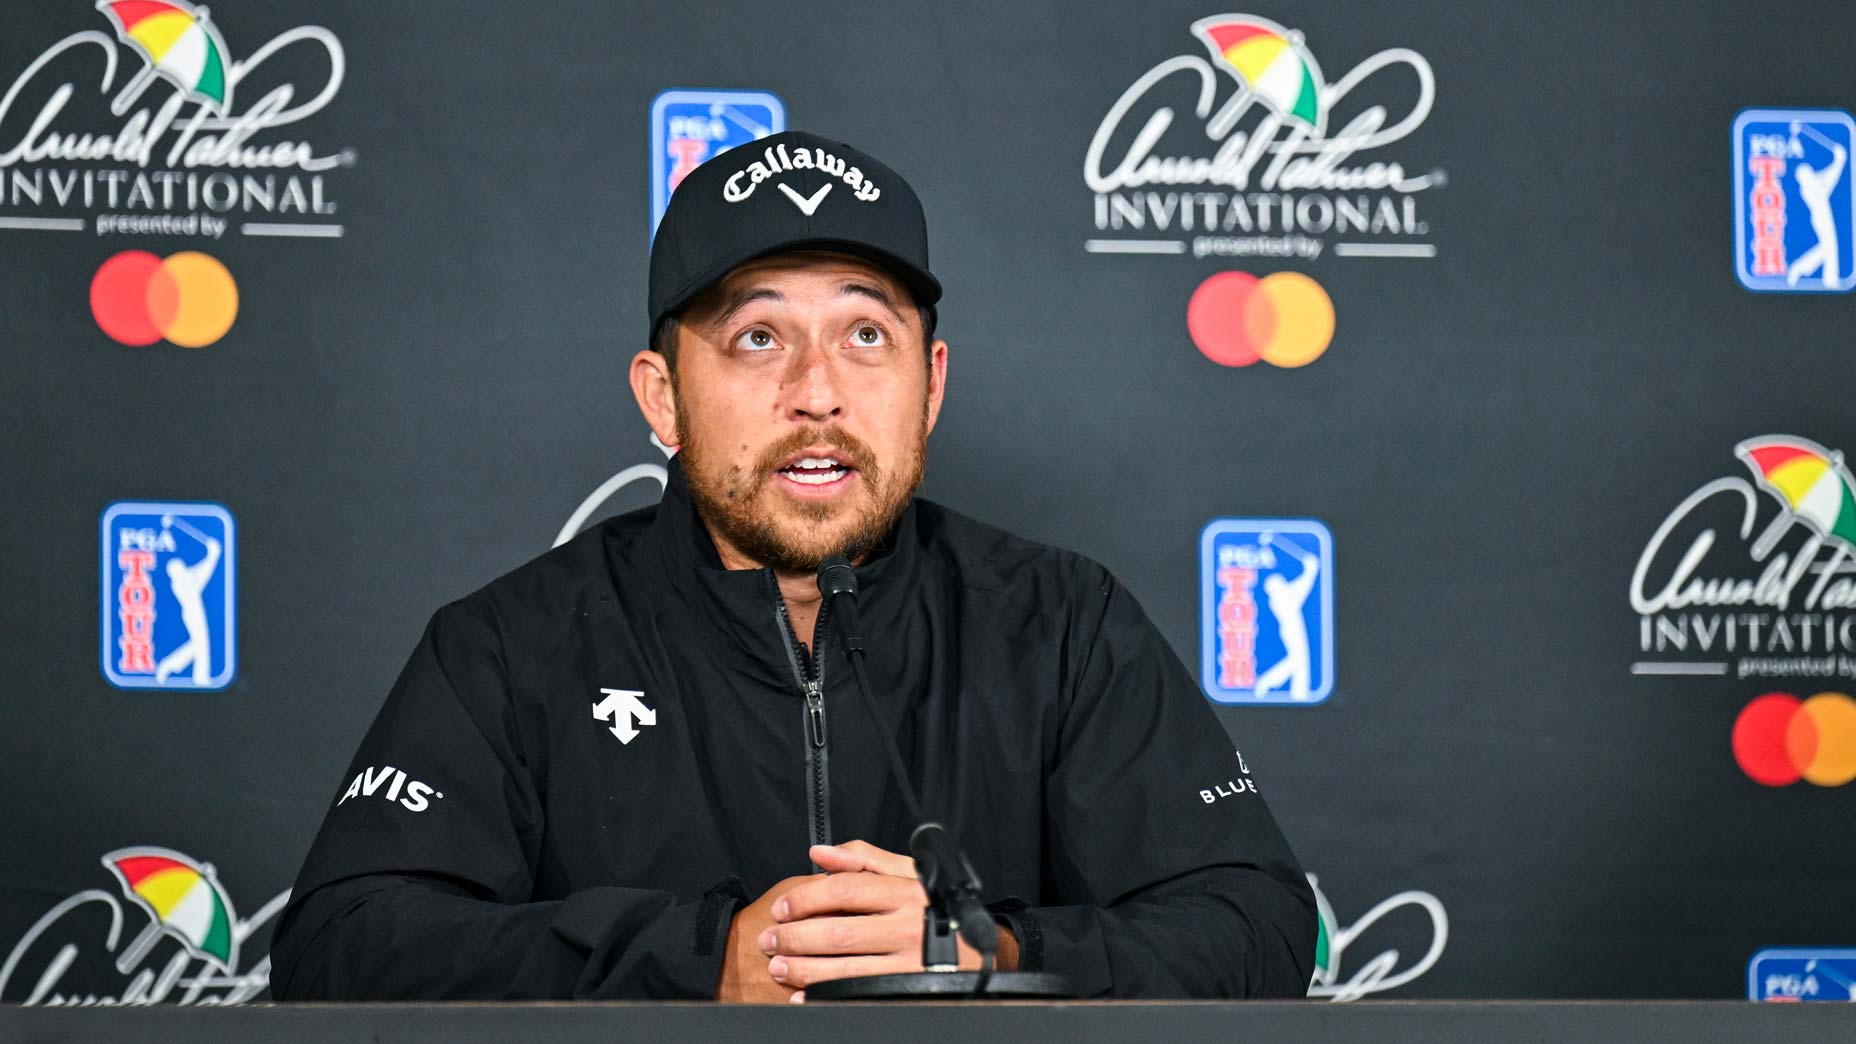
[1631,436,1856,681]
[1083,13,1443,262]
[1306,873,1447,1002]
[0,846,285,1005]
[554,433,675,548]
[0,1,354,241]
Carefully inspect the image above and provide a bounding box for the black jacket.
[271,460,1315,999]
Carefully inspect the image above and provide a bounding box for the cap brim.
[656,237,943,334]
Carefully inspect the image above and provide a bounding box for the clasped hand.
[715,839,1010,1003]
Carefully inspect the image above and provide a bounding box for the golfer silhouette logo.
[1788,120,1848,289]
[1734,108,1856,293]
[1253,533,1321,700]
[153,515,223,686]
[1200,519,1334,705]
[101,502,237,691]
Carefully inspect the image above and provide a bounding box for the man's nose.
[784,336,844,422]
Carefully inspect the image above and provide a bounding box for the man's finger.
[769,952,914,989]
[765,914,914,957]
[774,872,923,922]
[810,841,917,878]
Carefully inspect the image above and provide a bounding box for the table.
[3,1000,1850,1044]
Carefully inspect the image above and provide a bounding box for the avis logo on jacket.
[336,766,444,813]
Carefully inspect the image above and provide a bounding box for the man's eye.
[851,324,886,346]
[735,328,777,351]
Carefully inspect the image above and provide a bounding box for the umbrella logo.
[1191,15,1327,137]
[100,847,239,976]
[1735,435,1856,559]
[95,0,236,118]
[1,845,287,1004]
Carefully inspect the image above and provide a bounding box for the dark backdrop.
[3,0,1853,1005]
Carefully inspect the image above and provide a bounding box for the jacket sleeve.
[991,565,1317,998]
[270,600,744,1000]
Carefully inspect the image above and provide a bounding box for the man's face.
[661,252,947,573]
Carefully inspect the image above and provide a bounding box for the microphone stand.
[804,557,1074,1001]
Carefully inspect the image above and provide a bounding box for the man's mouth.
[776,454,855,488]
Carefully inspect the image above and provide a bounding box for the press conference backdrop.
[4,0,1854,1007]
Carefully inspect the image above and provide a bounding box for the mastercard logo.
[90,251,239,349]
[1732,691,1856,787]
[1187,271,1336,368]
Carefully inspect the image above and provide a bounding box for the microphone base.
[805,971,1076,1001]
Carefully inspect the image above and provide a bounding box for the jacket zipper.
[774,590,831,859]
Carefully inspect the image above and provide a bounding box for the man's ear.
[924,337,949,436]
[629,350,681,448]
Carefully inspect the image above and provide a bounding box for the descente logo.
[723,143,881,204]
[336,766,443,813]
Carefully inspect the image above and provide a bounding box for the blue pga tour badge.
[1200,519,1334,705]
[1734,108,1856,293]
[651,89,786,237]
[1749,948,1856,1002]
[101,502,236,691]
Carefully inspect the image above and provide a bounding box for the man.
[271,131,1314,1002]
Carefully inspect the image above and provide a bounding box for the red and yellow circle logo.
[1732,691,1856,787]
[1187,271,1336,368]
[90,251,239,348]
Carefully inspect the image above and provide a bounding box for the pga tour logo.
[100,502,235,691]
[1200,518,1334,704]
[1734,108,1855,293]
[1749,948,1856,1002]
[650,88,785,237]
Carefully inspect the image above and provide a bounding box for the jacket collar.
[642,454,923,672]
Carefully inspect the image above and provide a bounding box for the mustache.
[754,426,878,477]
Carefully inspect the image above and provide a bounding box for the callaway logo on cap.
[649,130,941,336]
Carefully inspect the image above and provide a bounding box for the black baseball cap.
[648,130,942,337]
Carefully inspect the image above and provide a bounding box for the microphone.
[815,555,997,963]
[816,557,864,653]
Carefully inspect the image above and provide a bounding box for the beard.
[679,417,927,573]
